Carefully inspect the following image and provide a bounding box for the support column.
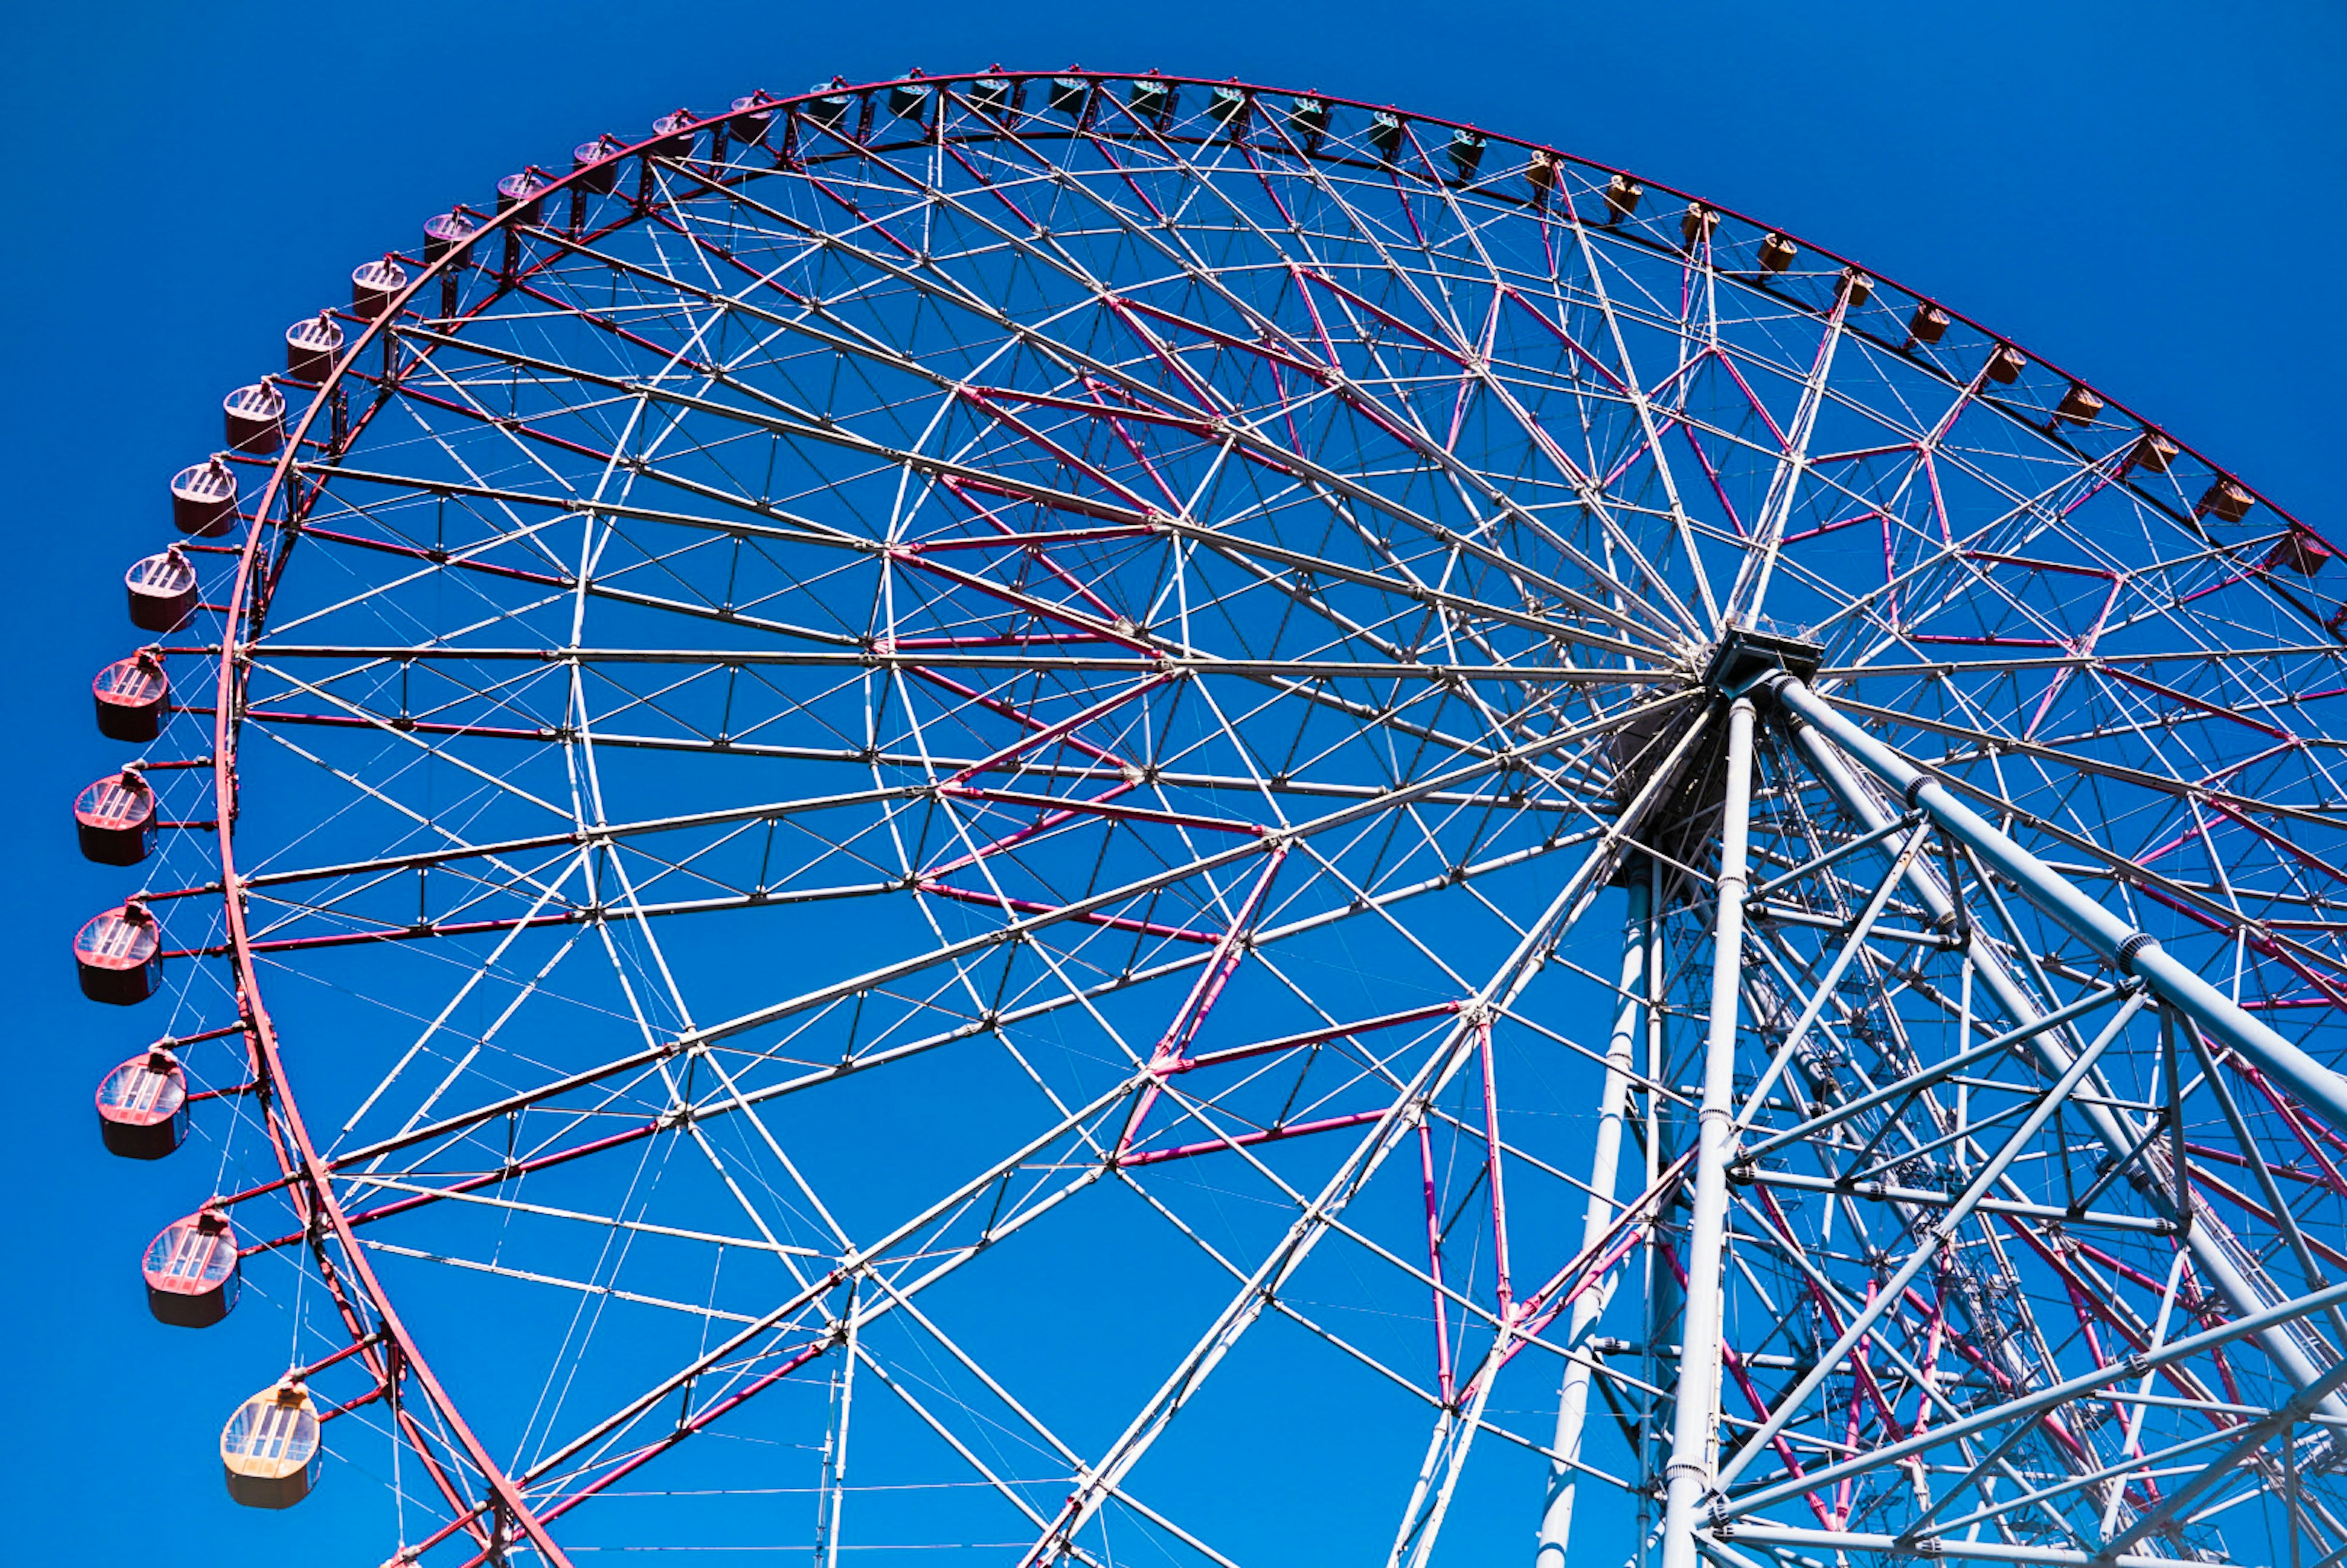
[1770,680,2347,1441]
[1639,851,1670,1568]
[1535,873,1653,1568]
[1662,696,1758,1568]
[1769,672,2347,1132]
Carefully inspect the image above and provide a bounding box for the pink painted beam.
[1118,1107,1389,1167]
[916,878,1222,944]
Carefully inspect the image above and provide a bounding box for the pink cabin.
[222,1380,321,1509]
[127,546,199,633]
[284,313,343,381]
[98,1048,188,1159]
[170,455,238,537]
[144,1206,240,1326]
[75,767,156,865]
[93,650,169,742]
[75,900,161,1005]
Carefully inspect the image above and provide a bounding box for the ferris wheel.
[75,66,2347,1568]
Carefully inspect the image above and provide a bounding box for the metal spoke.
[92,71,2347,1568]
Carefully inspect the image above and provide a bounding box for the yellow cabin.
[222,1380,321,1509]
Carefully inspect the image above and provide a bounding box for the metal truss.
[84,68,2347,1568]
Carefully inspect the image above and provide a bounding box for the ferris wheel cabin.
[75,767,156,865]
[220,1380,320,1509]
[73,900,160,1005]
[169,456,237,537]
[92,650,168,742]
[97,1048,188,1160]
[143,1206,240,1327]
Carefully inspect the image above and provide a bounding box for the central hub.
[1609,625,1823,882]
[1700,625,1824,695]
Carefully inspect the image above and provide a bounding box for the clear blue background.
[2,1,2338,1559]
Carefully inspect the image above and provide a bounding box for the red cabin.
[93,650,169,742]
[729,91,777,144]
[571,134,623,194]
[2055,382,2106,428]
[350,255,407,320]
[497,166,552,225]
[222,1380,320,1509]
[224,379,284,454]
[970,78,1016,123]
[2131,431,2180,474]
[144,1205,240,1326]
[422,208,479,267]
[75,767,157,865]
[284,312,343,381]
[2202,478,2256,524]
[648,108,697,159]
[2269,527,2336,577]
[171,455,238,537]
[98,1047,188,1159]
[75,900,161,1005]
[127,546,199,633]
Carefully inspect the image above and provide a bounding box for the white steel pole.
[1638,848,1667,1568]
[1535,873,1653,1568]
[1661,695,1757,1568]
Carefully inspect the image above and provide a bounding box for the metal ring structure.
[87,67,2347,1568]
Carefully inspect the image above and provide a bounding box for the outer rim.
[201,67,2323,1562]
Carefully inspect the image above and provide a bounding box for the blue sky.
[2,1,2341,1561]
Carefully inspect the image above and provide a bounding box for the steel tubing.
[1537,874,1653,1567]
[1722,1520,2198,1567]
[148,65,2332,1566]
[1768,672,2347,1145]
[1763,676,2347,1453]
[1725,1269,2347,1522]
[1663,696,1758,1568]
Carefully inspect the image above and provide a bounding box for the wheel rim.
[95,70,2347,1568]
